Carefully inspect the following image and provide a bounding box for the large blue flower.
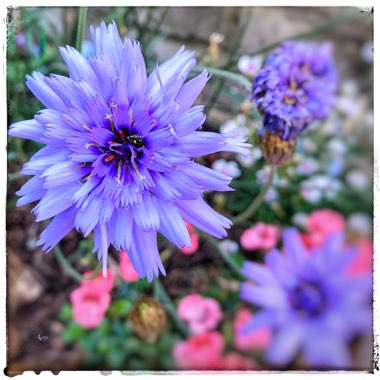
[9,22,250,280]
[252,41,338,140]
[240,228,372,368]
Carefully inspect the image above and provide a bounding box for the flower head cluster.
[252,41,338,141]
[173,331,256,370]
[177,293,223,334]
[240,228,372,368]
[9,22,250,280]
[70,268,115,328]
[233,308,271,351]
[240,222,279,251]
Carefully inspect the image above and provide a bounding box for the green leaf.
[105,350,127,368]
[62,321,86,345]
[58,302,72,322]
[108,299,133,318]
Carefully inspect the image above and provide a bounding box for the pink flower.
[177,294,223,335]
[240,223,279,251]
[179,222,199,255]
[216,353,258,370]
[70,283,111,329]
[305,209,346,247]
[346,238,373,275]
[83,268,115,293]
[173,331,224,370]
[119,251,140,282]
[233,308,271,351]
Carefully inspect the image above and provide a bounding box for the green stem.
[75,7,88,52]
[142,7,169,54]
[198,230,243,280]
[192,66,252,92]
[53,245,102,282]
[153,279,189,337]
[53,245,84,283]
[232,165,277,224]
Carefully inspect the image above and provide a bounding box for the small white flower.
[237,55,264,77]
[212,159,241,178]
[325,179,343,200]
[297,157,319,176]
[264,187,278,202]
[321,115,342,136]
[325,158,345,177]
[220,118,248,142]
[341,79,359,97]
[292,212,308,228]
[335,96,362,118]
[300,138,318,154]
[300,185,322,204]
[312,175,331,191]
[219,239,239,255]
[256,165,279,186]
[346,170,369,191]
[237,147,261,168]
[347,213,372,237]
[327,138,347,156]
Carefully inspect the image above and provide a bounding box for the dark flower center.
[104,127,145,163]
[289,282,325,317]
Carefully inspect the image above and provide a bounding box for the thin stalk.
[53,244,102,282]
[140,6,155,44]
[198,230,244,280]
[142,7,169,54]
[53,245,84,283]
[153,279,189,337]
[75,7,88,52]
[232,164,277,224]
[193,66,252,92]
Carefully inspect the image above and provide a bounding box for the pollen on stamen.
[129,109,134,126]
[105,155,116,163]
[115,161,123,184]
[105,113,113,121]
[84,173,93,181]
[119,130,126,141]
[132,160,145,180]
[85,143,98,149]
[110,101,118,110]
[284,96,297,105]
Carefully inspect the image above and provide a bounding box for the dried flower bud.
[258,131,296,166]
[129,298,167,342]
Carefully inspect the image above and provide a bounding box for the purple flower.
[240,228,372,368]
[252,41,338,140]
[9,22,250,280]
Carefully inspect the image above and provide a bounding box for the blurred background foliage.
[6,6,373,373]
